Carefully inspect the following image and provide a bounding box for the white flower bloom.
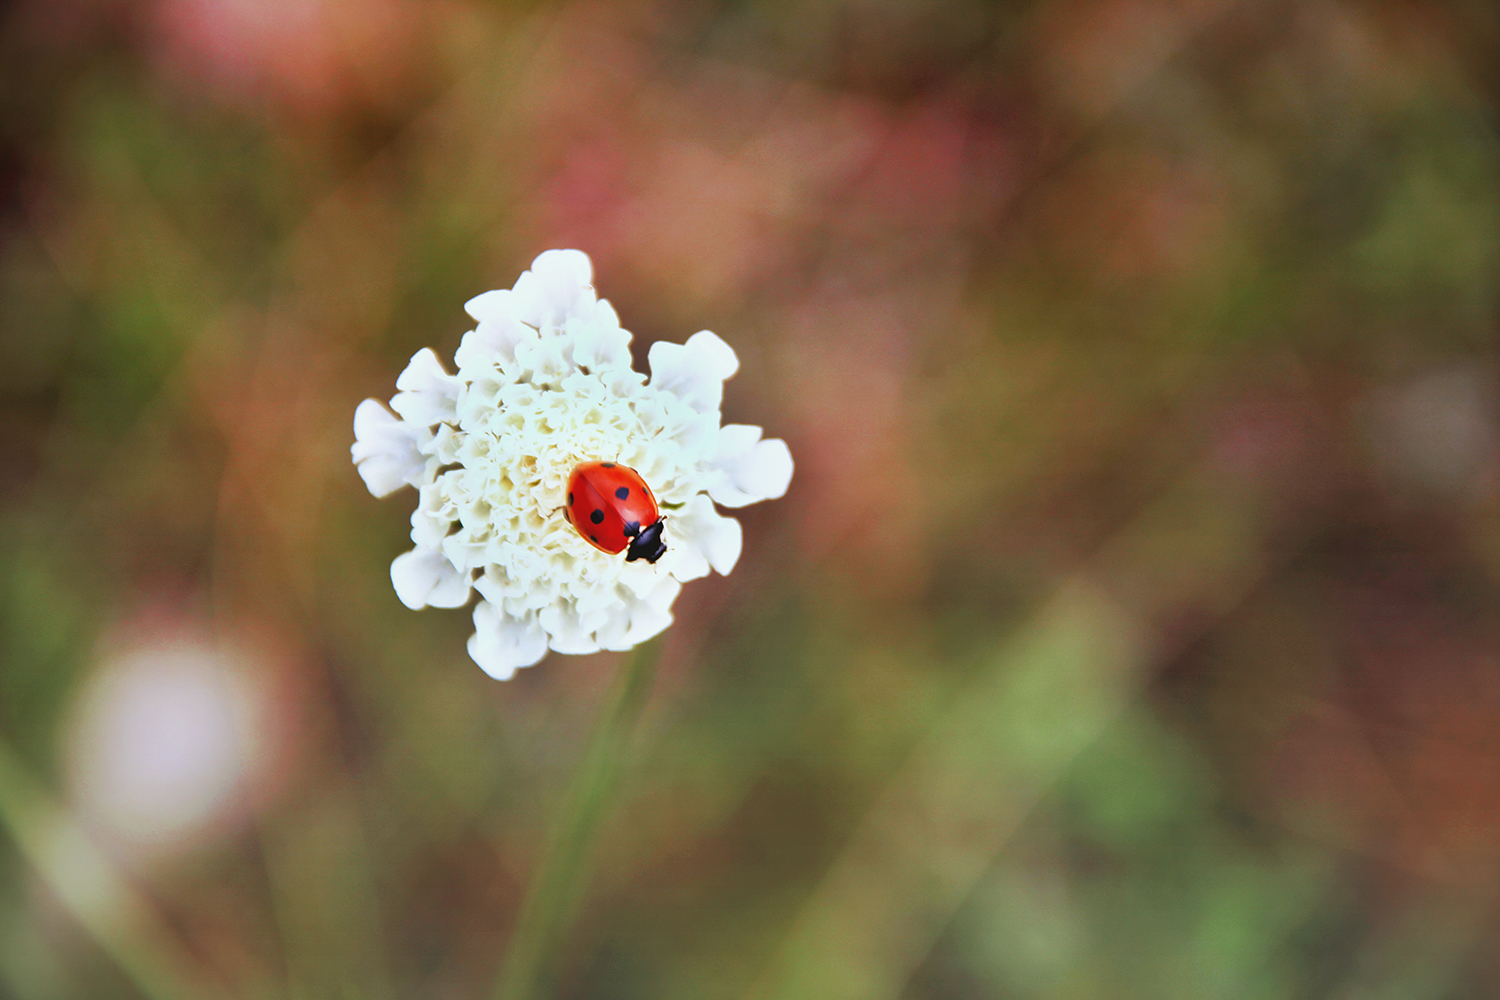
[351,249,793,680]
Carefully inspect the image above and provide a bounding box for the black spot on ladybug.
[590,509,604,524]
[589,534,598,542]
[567,492,573,505]
[615,486,630,500]
[623,521,640,537]
[602,462,615,468]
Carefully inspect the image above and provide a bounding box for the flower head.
[352,250,793,679]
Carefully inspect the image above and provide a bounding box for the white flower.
[352,250,793,680]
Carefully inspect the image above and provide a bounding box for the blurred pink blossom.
[149,0,421,110]
[65,618,298,857]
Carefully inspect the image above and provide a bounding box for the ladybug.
[563,461,667,563]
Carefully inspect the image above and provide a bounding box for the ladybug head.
[624,519,667,564]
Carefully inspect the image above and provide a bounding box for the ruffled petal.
[615,557,668,597]
[391,349,461,426]
[568,299,633,371]
[513,335,573,385]
[464,286,520,325]
[667,494,744,580]
[390,547,472,610]
[457,289,538,371]
[409,501,450,550]
[538,601,608,655]
[351,400,431,497]
[512,249,595,329]
[467,602,549,680]
[648,331,739,414]
[707,424,794,508]
[595,577,681,652]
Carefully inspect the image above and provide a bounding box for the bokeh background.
[5,0,1500,997]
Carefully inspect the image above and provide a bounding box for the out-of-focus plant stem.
[494,638,661,1000]
[0,739,221,1000]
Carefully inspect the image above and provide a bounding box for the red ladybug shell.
[564,462,667,563]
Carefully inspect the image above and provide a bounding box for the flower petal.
[667,494,744,580]
[391,349,460,426]
[391,547,472,610]
[648,330,739,414]
[513,335,573,385]
[539,601,607,655]
[568,299,633,371]
[463,287,519,325]
[467,602,549,680]
[351,399,431,497]
[457,289,538,371]
[617,557,669,597]
[706,424,794,507]
[512,249,595,329]
[595,577,681,652]
[409,501,449,550]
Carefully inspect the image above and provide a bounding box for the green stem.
[494,638,661,1000]
[0,738,219,1000]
